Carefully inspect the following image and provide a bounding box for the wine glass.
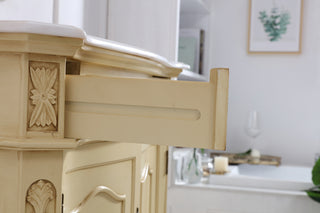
[245,110,261,145]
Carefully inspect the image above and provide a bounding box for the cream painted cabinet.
[0,21,229,213]
[63,143,165,213]
[63,142,141,213]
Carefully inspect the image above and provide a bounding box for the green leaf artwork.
[306,158,320,203]
[258,7,290,42]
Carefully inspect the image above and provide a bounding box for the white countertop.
[0,21,189,71]
[0,20,86,38]
[85,35,189,70]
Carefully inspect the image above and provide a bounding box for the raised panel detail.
[63,142,140,213]
[71,186,126,213]
[64,160,133,213]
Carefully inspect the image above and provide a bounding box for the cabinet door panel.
[63,142,140,213]
[65,68,229,150]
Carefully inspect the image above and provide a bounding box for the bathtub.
[168,164,320,213]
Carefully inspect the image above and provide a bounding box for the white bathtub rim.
[174,182,309,197]
[208,165,313,192]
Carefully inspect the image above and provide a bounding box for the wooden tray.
[211,152,281,166]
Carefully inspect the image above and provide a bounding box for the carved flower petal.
[45,68,57,94]
[47,89,57,105]
[30,67,42,91]
[48,98,56,105]
[30,89,40,96]
[44,100,57,126]
[48,89,56,95]
[40,110,46,127]
[31,98,41,105]
[29,102,43,127]
[30,90,41,105]
[30,95,40,100]
[39,67,46,91]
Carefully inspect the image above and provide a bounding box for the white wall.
[107,0,180,60]
[57,0,108,38]
[0,0,54,23]
[210,0,320,166]
[0,0,108,38]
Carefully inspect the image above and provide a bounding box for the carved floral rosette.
[28,61,60,132]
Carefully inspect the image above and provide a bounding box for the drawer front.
[65,68,229,150]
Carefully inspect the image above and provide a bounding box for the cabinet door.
[139,145,168,213]
[62,142,141,213]
[155,145,168,213]
[140,145,157,213]
[65,68,229,150]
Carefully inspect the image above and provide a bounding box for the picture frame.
[248,0,303,53]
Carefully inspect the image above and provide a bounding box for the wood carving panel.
[27,61,59,132]
[25,179,56,213]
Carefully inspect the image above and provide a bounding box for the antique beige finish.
[63,142,141,213]
[70,186,126,213]
[65,68,228,150]
[0,21,229,213]
[26,180,57,213]
[140,146,157,213]
[0,22,82,213]
[63,143,167,213]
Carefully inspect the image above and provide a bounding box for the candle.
[250,149,260,163]
[214,156,228,174]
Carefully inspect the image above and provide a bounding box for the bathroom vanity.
[0,21,229,213]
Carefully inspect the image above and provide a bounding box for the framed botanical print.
[248,0,303,53]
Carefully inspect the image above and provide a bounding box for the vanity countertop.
[0,21,188,77]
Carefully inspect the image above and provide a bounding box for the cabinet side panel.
[0,150,19,213]
[0,54,24,137]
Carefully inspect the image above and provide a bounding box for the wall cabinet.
[0,21,228,213]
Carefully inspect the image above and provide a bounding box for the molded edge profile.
[74,36,188,78]
[0,21,85,56]
[70,186,126,213]
[0,137,77,150]
[0,20,86,39]
[85,36,188,70]
[0,33,84,56]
